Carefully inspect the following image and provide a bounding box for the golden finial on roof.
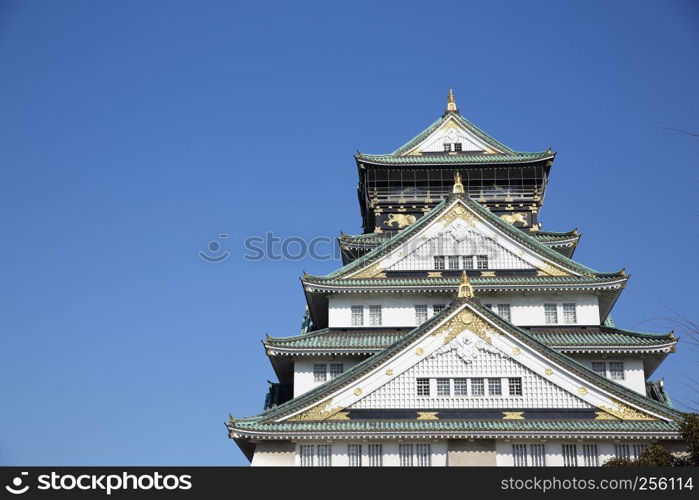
[446,88,458,113]
[453,170,464,194]
[228,414,235,425]
[457,271,474,298]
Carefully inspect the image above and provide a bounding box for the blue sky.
[0,0,697,465]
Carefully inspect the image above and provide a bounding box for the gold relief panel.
[537,262,570,277]
[287,399,344,421]
[417,411,439,421]
[502,411,524,420]
[599,399,657,421]
[348,262,386,279]
[430,309,493,345]
[437,203,478,227]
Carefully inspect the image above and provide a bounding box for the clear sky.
[1,0,697,466]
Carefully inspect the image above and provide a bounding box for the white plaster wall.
[328,293,600,328]
[250,441,295,466]
[495,440,650,466]
[293,356,362,397]
[293,441,447,467]
[575,357,646,394]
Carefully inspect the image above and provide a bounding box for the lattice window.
[471,378,485,396]
[415,305,428,325]
[434,256,445,270]
[513,444,528,467]
[448,256,460,270]
[399,444,414,466]
[348,444,362,467]
[317,444,332,466]
[496,304,511,322]
[351,305,364,326]
[443,143,451,152]
[432,304,446,315]
[562,444,578,466]
[508,377,523,396]
[582,444,598,466]
[614,444,630,460]
[609,362,624,380]
[313,364,326,383]
[544,303,558,324]
[563,303,577,324]
[476,255,488,270]
[454,378,468,396]
[368,444,382,466]
[369,305,382,326]
[416,378,430,396]
[416,444,431,467]
[454,143,463,152]
[299,444,314,467]
[530,444,545,466]
[592,362,607,377]
[488,378,502,396]
[463,255,474,269]
[329,363,344,379]
[632,444,648,459]
[436,378,450,396]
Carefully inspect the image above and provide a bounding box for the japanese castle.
[227,90,682,466]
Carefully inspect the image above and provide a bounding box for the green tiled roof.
[356,151,553,166]
[532,230,580,243]
[318,194,622,282]
[231,418,680,436]
[303,274,626,289]
[234,299,683,426]
[264,326,675,353]
[528,327,675,347]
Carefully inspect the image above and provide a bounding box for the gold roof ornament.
[453,170,465,194]
[457,271,474,298]
[446,88,458,113]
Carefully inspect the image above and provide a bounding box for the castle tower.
[227,91,681,467]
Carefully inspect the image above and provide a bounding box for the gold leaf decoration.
[326,411,350,421]
[430,309,493,345]
[594,410,620,421]
[599,399,657,421]
[537,262,570,277]
[348,261,386,279]
[417,411,439,420]
[287,398,344,421]
[437,203,478,227]
[502,411,524,420]
[545,368,553,376]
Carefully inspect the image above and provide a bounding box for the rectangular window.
[609,362,624,380]
[454,142,463,152]
[614,444,630,460]
[488,378,502,396]
[496,304,511,322]
[513,444,528,467]
[348,444,362,467]
[416,378,430,397]
[632,444,648,459]
[329,363,344,379]
[432,304,445,315]
[369,305,382,326]
[436,378,450,396]
[508,377,523,396]
[562,303,577,324]
[415,305,428,325]
[530,444,546,466]
[544,303,558,324]
[313,364,327,383]
[351,305,364,326]
[416,444,431,467]
[471,377,485,396]
[592,362,607,377]
[443,143,451,152]
[317,444,332,466]
[454,378,468,396]
[300,444,314,467]
[463,256,474,269]
[368,444,383,467]
[562,444,578,467]
[399,444,414,466]
[448,256,460,270]
[582,444,599,466]
[434,256,445,270]
[476,255,488,270]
